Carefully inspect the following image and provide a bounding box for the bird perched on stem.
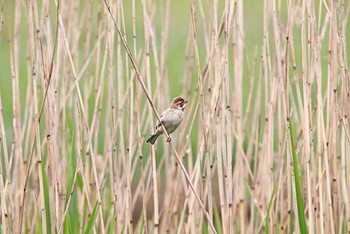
[146,97,188,144]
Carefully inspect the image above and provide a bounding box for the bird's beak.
[182,100,188,110]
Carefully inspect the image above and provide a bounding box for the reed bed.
[0,0,350,233]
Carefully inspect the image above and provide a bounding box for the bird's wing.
[154,109,166,129]
[156,108,171,128]
[155,108,175,129]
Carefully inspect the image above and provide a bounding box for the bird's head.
[171,97,188,110]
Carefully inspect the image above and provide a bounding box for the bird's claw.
[166,137,172,143]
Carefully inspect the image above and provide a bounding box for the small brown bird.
[146,97,188,144]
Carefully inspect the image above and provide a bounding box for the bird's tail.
[146,134,159,144]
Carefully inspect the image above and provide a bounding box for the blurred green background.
[1,0,348,142]
[0,0,264,135]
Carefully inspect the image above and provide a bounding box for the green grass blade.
[84,202,99,234]
[108,214,116,234]
[138,214,144,234]
[264,180,277,234]
[289,120,308,234]
[36,209,43,234]
[213,204,223,234]
[65,131,76,205]
[63,215,71,234]
[42,164,52,234]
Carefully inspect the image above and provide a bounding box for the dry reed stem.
[0,96,8,233]
[1,0,350,233]
[54,1,106,231]
[102,1,217,233]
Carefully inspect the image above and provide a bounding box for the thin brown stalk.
[102,1,217,233]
